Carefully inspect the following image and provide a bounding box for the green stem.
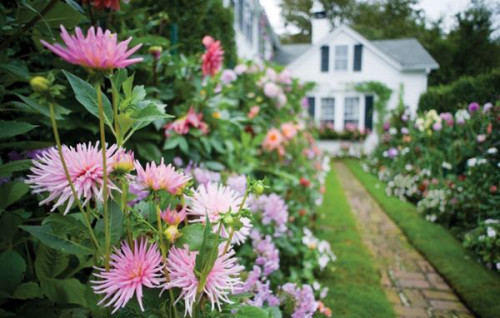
[121,180,133,245]
[111,82,121,146]
[48,103,102,253]
[96,83,111,271]
[222,190,249,255]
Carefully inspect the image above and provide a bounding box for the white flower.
[496,263,500,271]
[405,164,413,171]
[320,287,329,299]
[487,147,498,154]
[442,162,452,170]
[425,214,437,222]
[487,227,497,238]
[389,128,397,135]
[485,219,499,224]
[467,158,477,167]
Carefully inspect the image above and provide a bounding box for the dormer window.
[334,45,348,71]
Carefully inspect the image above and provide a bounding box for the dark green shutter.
[321,46,329,72]
[354,44,363,71]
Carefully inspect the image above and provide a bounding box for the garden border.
[316,162,395,317]
[345,159,500,318]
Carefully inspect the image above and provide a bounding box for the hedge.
[418,69,500,113]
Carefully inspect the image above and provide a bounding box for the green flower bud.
[30,76,49,93]
[164,225,181,243]
[223,214,234,226]
[253,181,264,195]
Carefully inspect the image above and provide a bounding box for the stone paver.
[335,162,474,318]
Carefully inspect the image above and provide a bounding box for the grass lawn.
[345,159,500,318]
[316,163,395,318]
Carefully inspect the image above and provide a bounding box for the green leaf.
[236,306,270,318]
[203,161,225,171]
[136,142,162,162]
[15,94,71,119]
[35,244,69,279]
[12,282,43,300]
[36,2,84,29]
[95,201,124,246]
[63,71,113,127]
[20,225,93,256]
[0,249,26,294]
[0,160,32,177]
[0,181,30,210]
[40,278,87,306]
[0,63,30,82]
[0,213,23,244]
[163,137,180,150]
[42,214,87,236]
[0,120,37,139]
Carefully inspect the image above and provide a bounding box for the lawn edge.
[345,159,500,318]
[316,162,396,318]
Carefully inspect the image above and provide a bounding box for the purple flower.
[383,122,390,131]
[192,167,220,186]
[387,147,398,159]
[401,114,409,122]
[468,102,480,113]
[26,148,49,159]
[252,231,280,276]
[483,103,493,113]
[7,151,23,161]
[281,283,318,318]
[220,69,237,84]
[401,127,409,135]
[227,174,247,195]
[249,194,288,235]
[432,122,442,131]
[301,97,309,109]
[173,156,184,167]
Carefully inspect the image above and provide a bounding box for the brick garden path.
[334,162,474,318]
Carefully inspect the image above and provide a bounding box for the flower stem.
[222,190,249,255]
[48,102,101,253]
[96,83,111,271]
[121,180,133,245]
[111,82,121,146]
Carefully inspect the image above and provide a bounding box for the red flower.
[458,175,467,182]
[299,178,310,187]
[490,185,498,194]
[84,0,123,11]
[201,36,224,76]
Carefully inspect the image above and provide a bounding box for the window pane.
[344,97,360,127]
[320,98,335,124]
[334,45,348,71]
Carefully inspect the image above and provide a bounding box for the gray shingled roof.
[371,38,439,70]
[273,43,311,65]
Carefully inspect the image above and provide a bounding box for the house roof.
[371,38,439,70]
[273,43,311,65]
[275,25,439,71]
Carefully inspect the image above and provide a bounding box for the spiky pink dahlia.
[91,239,164,314]
[134,158,191,194]
[163,245,244,317]
[187,183,251,245]
[41,26,142,70]
[26,142,119,215]
[201,36,224,76]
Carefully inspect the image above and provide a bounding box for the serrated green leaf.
[12,282,43,300]
[35,244,69,279]
[20,225,93,256]
[40,278,87,306]
[0,249,26,294]
[63,71,113,127]
[0,120,37,139]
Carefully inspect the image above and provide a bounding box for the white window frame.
[344,97,360,127]
[320,97,335,125]
[334,45,348,71]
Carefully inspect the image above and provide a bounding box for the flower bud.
[112,150,134,174]
[223,214,234,226]
[30,76,50,93]
[149,46,163,60]
[252,181,264,195]
[164,225,181,243]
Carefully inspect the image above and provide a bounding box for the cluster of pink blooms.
[262,122,299,155]
[26,142,120,215]
[41,26,142,71]
[187,183,251,245]
[135,158,191,195]
[250,230,280,276]
[83,0,129,10]
[201,36,224,77]
[260,68,292,108]
[237,266,280,307]
[163,245,244,316]
[281,283,318,318]
[192,167,221,186]
[164,107,209,137]
[226,174,247,195]
[249,194,289,235]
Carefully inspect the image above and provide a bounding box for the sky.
[261,0,474,35]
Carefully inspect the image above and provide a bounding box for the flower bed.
[366,103,500,271]
[0,3,334,317]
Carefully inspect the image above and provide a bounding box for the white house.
[224,0,280,62]
[273,4,439,134]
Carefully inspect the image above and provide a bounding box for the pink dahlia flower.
[134,158,191,194]
[201,36,224,77]
[188,183,251,245]
[280,122,298,140]
[83,0,129,11]
[41,26,142,70]
[263,82,281,98]
[247,105,260,119]
[91,239,164,314]
[163,245,244,316]
[161,205,187,226]
[262,128,284,152]
[26,142,118,215]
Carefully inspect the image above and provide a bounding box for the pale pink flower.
[262,128,284,151]
[202,36,224,76]
[263,82,281,98]
[164,107,209,137]
[91,239,164,314]
[26,142,119,215]
[247,105,260,119]
[280,122,298,140]
[187,183,251,245]
[276,93,287,108]
[134,158,191,194]
[163,245,244,317]
[161,205,187,225]
[278,69,292,84]
[112,148,135,173]
[220,69,237,84]
[41,26,142,70]
[234,64,247,74]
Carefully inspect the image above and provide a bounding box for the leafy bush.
[419,69,500,113]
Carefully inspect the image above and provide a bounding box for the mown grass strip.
[316,163,395,318]
[345,159,500,318]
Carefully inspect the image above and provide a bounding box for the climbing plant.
[355,81,392,134]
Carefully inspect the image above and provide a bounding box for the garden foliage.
[0,1,334,317]
[367,102,500,271]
